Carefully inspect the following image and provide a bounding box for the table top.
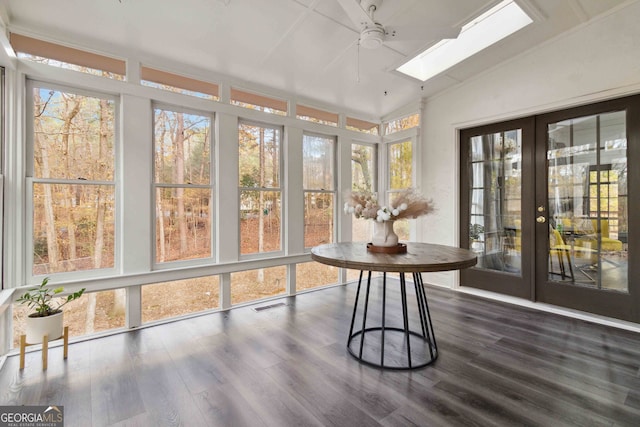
[311,242,477,273]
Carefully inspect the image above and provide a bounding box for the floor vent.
[252,302,287,312]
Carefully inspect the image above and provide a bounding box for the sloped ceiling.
[0,0,632,118]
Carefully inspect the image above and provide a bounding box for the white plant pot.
[371,220,399,247]
[25,310,64,344]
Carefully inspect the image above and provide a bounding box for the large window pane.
[154,107,212,263]
[351,143,375,193]
[351,143,376,242]
[31,85,117,276]
[142,276,220,323]
[389,140,412,189]
[468,130,522,274]
[297,262,338,291]
[304,134,335,248]
[239,122,282,256]
[388,140,413,240]
[547,111,628,291]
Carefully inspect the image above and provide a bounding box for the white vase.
[371,220,399,247]
[25,310,64,344]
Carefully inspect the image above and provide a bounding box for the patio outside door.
[461,95,639,322]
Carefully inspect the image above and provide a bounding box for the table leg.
[415,273,438,358]
[399,273,412,369]
[380,273,386,367]
[358,271,373,359]
[348,270,364,340]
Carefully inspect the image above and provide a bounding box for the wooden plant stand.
[19,326,69,370]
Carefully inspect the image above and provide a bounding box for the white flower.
[399,203,408,211]
[392,209,400,216]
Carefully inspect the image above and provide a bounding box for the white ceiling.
[0,0,630,118]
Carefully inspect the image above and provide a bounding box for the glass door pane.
[469,130,522,274]
[546,111,628,292]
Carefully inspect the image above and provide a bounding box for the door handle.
[536,216,546,223]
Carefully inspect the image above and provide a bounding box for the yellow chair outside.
[575,219,623,253]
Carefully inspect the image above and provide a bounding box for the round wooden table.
[311,242,477,370]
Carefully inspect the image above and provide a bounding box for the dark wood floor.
[1,278,639,426]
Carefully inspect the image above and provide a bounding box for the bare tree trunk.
[34,123,60,271]
[175,113,188,255]
[84,292,97,334]
[156,113,167,262]
[93,99,110,269]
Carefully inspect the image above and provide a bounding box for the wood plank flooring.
[1,278,639,426]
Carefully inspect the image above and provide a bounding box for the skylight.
[396,0,533,81]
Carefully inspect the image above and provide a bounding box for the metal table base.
[347,270,438,370]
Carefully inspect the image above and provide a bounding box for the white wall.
[420,1,640,288]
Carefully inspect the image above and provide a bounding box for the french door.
[461,95,640,322]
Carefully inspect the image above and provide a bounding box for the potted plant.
[469,223,484,251]
[17,277,85,344]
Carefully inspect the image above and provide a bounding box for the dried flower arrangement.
[344,190,435,222]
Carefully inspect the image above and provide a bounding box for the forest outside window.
[239,121,282,256]
[29,82,117,276]
[154,106,213,264]
[303,133,336,249]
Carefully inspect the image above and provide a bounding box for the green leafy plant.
[17,277,86,318]
[470,223,485,241]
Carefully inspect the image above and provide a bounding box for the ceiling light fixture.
[396,0,533,82]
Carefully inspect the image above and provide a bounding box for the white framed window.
[351,142,377,242]
[141,66,219,101]
[27,80,118,278]
[387,138,414,241]
[12,33,126,81]
[238,120,283,257]
[153,105,214,265]
[231,88,287,116]
[303,132,336,249]
[384,113,420,135]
